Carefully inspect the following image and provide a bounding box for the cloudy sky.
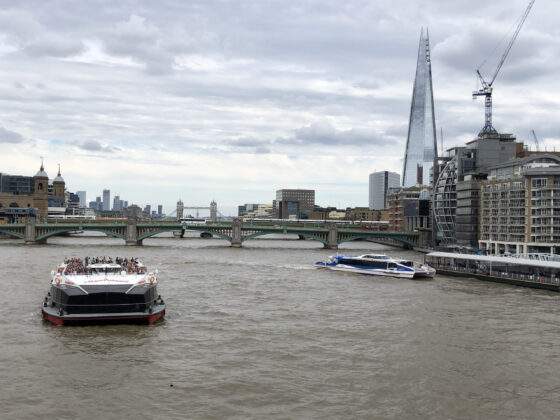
[0,0,557,215]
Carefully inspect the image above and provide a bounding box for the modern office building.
[369,171,400,210]
[67,192,80,209]
[479,154,560,255]
[238,203,260,217]
[76,191,86,207]
[433,131,524,247]
[0,173,34,194]
[102,189,110,211]
[157,204,163,217]
[113,195,124,211]
[274,189,315,219]
[402,29,438,187]
[238,203,273,219]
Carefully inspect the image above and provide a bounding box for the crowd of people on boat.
[62,257,145,274]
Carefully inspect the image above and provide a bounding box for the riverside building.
[479,155,560,255]
[433,131,524,248]
[387,186,430,232]
[0,163,66,221]
[369,171,400,210]
[273,189,315,219]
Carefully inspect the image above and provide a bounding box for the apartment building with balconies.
[479,155,560,255]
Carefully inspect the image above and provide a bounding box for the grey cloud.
[0,8,83,58]
[75,140,120,153]
[288,121,392,147]
[101,14,177,74]
[0,126,25,143]
[222,121,399,154]
[23,35,85,58]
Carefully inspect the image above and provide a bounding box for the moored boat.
[315,254,435,279]
[425,252,560,291]
[42,257,165,326]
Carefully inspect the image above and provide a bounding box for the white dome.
[34,164,48,178]
[53,165,65,183]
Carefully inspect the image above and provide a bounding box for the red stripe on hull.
[147,309,165,325]
[42,310,65,326]
[41,309,165,326]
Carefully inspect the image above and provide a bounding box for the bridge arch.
[242,230,328,246]
[336,235,415,249]
[35,228,126,242]
[0,227,25,239]
[138,226,233,242]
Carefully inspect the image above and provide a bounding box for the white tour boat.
[42,257,165,326]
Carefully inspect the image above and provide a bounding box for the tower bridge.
[175,200,218,221]
[0,219,418,250]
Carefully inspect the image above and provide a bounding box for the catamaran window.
[90,267,122,274]
[340,258,387,269]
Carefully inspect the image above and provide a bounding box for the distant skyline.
[0,0,558,214]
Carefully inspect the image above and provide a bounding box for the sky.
[0,0,558,216]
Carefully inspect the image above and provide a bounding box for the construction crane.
[531,129,540,151]
[473,0,535,135]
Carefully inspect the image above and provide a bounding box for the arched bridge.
[0,219,418,249]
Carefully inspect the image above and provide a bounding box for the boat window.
[340,258,387,269]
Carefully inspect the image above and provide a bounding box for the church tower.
[33,160,49,220]
[52,164,65,201]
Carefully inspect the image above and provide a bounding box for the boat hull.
[42,304,165,326]
[315,263,415,279]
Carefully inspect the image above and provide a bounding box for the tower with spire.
[401,28,438,188]
[33,159,49,219]
[52,163,66,200]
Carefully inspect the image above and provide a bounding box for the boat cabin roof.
[359,254,390,259]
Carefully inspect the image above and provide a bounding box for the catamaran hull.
[42,304,165,326]
[316,263,415,279]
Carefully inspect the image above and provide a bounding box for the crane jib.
[473,0,536,134]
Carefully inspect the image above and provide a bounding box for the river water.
[1,235,560,419]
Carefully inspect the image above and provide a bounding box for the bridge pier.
[324,225,338,250]
[230,218,242,248]
[24,219,39,244]
[125,221,142,246]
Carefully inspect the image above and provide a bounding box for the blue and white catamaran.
[315,254,435,279]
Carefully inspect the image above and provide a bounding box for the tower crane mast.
[531,129,540,151]
[473,0,535,135]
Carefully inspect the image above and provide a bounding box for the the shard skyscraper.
[402,29,438,187]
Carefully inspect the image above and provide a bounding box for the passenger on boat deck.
[63,257,86,274]
[63,257,145,274]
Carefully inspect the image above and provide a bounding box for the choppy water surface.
[1,235,560,419]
